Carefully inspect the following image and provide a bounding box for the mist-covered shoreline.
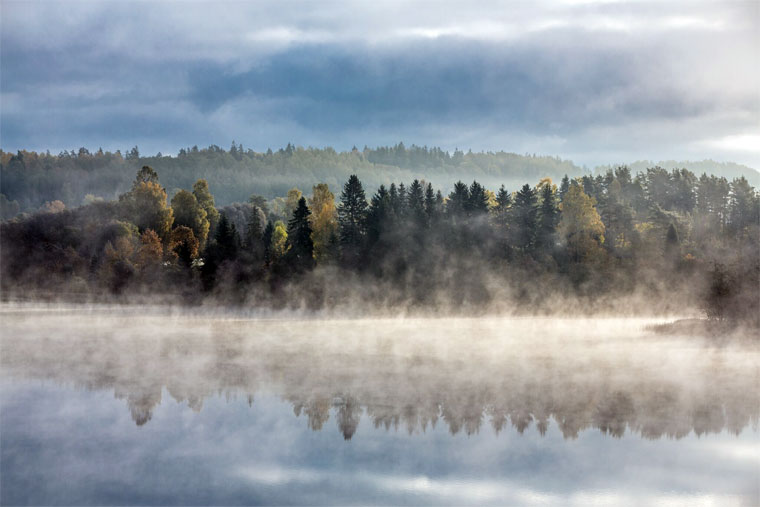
[2,163,758,327]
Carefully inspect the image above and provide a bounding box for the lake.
[1,305,758,505]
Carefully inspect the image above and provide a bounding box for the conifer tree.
[407,180,426,227]
[245,205,266,261]
[338,175,368,267]
[559,175,570,201]
[287,197,315,271]
[262,221,274,266]
[447,181,470,219]
[512,184,538,252]
[424,183,438,225]
[536,182,558,253]
[214,212,239,262]
[467,181,489,216]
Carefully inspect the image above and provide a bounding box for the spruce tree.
[214,212,239,261]
[536,183,558,254]
[493,185,512,259]
[338,175,368,267]
[287,197,315,271]
[559,175,570,201]
[424,183,437,224]
[467,181,489,216]
[366,185,391,260]
[245,205,266,261]
[447,181,470,219]
[512,184,538,252]
[262,221,274,266]
[407,180,426,227]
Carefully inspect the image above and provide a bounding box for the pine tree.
[536,183,558,254]
[447,181,470,219]
[467,181,489,216]
[338,175,368,267]
[214,212,239,261]
[245,205,266,261]
[366,185,391,260]
[493,185,512,258]
[559,175,570,201]
[407,180,426,227]
[287,197,315,271]
[424,183,438,225]
[262,221,274,266]
[512,184,538,252]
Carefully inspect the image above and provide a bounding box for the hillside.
[3,143,758,213]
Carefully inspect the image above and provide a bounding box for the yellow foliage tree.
[171,190,210,250]
[134,229,163,270]
[122,181,174,241]
[169,226,199,267]
[192,179,219,232]
[309,183,338,262]
[271,220,289,259]
[558,184,605,263]
[285,188,303,220]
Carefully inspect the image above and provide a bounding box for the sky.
[1,0,759,168]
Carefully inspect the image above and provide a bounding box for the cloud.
[0,0,758,168]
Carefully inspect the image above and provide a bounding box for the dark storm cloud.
[1,1,758,166]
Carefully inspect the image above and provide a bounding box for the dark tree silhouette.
[512,184,538,253]
[286,197,315,272]
[338,175,368,268]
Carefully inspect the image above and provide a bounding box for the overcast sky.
[1,1,758,168]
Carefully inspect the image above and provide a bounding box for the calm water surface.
[1,305,758,505]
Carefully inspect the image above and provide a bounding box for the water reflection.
[1,309,758,441]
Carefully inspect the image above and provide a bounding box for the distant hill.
[596,159,760,186]
[2,143,757,212]
[0,144,583,211]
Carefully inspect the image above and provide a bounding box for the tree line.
[0,143,607,212]
[1,164,758,322]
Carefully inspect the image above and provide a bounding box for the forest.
[1,151,758,325]
[2,143,758,214]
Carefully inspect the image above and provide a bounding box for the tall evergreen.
[467,181,490,216]
[287,197,315,271]
[536,183,558,253]
[447,181,470,219]
[493,185,512,258]
[214,212,239,262]
[262,221,274,266]
[396,183,408,218]
[407,180,426,227]
[366,185,392,263]
[245,205,265,261]
[559,175,570,201]
[424,183,437,225]
[338,175,368,267]
[512,184,538,252]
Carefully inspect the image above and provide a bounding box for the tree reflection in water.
[2,309,758,440]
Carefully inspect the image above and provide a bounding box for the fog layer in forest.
[1,158,758,322]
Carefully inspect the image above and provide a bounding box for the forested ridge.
[1,153,758,323]
[3,143,758,215]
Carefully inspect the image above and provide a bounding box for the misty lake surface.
[1,305,758,506]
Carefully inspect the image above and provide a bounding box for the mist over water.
[1,305,758,505]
